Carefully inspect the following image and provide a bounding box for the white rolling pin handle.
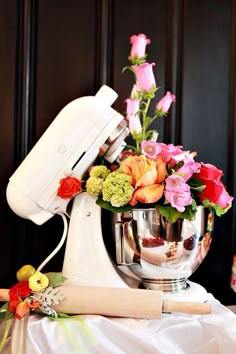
[163,300,212,315]
[0,289,9,302]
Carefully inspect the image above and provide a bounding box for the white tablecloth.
[9,294,236,354]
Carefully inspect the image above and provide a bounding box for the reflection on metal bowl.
[113,206,214,292]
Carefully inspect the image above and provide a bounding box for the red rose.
[196,163,233,209]
[8,281,31,312]
[57,176,83,199]
[9,281,31,299]
[8,296,21,312]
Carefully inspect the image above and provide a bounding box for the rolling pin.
[0,286,211,319]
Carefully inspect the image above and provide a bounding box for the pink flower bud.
[132,62,156,93]
[125,98,142,134]
[130,84,139,99]
[129,33,151,60]
[157,91,176,113]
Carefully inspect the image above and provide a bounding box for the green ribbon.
[51,314,97,353]
[0,318,12,352]
[0,305,97,353]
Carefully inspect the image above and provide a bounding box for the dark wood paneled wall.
[0,0,236,304]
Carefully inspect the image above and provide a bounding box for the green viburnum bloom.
[86,176,104,196]
[89,165,110,179]
[102,171,134,207]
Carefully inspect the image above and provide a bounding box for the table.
[5,293,236,354]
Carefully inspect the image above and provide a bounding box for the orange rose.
[154,155,167,183]
[120,155,166,187]
[15,300,39,320]
[120,155,166,206]
[15,302,31,319]
[57,176,83,199]
[129,184,165,206]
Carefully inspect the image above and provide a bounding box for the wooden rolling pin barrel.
[0,286,211,319]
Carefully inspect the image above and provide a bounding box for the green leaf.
[154,109,168,117]
[96,197,133,213]
[2,310,13,321]
[122,65,135,74]
[57,312,72,319]
[141,90,157,100]
[0,303,8,311]
[173,161,184,171]
[156,205,181,223]
[0,304,14,322]
[189,177,206,192]
[202,199,232,216]
[156,202,198,223]
[132,132,142,141]
[46,273,67,287]
[128,54,147,65]
[179,203,197,220]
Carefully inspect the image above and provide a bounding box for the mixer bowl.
[113,206,214,292]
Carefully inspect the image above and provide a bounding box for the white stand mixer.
[6,85,209,301]
[6,85,131,288]
[62,192,128,288]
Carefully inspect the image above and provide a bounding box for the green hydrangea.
[86,176,104,196]
[89,165,110,179]
[102,171,134,207]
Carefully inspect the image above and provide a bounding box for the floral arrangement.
[0,265,66,321]
[57,33,233,223]
[0,265,67,351]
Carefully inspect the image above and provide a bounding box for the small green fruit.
[16,264,36,282]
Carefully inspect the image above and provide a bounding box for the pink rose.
[164,175,192,212]
[132,62,156,93]
[156,143,184,164]
[165,175,191,194]
[176,156,201,181]
[125,98,142,134]
[156,91,176,113]
[164,190,192,212]
[129,33,151,60]
[195,163,233,209]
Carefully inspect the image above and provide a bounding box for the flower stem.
[142,98,151,141]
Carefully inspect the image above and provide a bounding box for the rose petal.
[15,302,30,320]
[129,184,164,206]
